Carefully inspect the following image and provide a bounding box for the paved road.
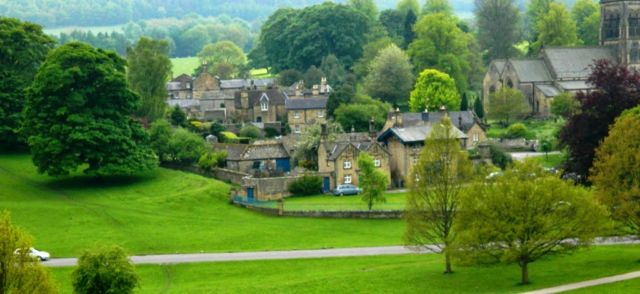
[521,271,640,294]
[510,151,561,160]
[43,236,638,268]
[43,245,440,268]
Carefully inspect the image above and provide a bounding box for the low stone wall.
[488,138,537,151]
[234,201,403,219]
[241,175,301,201]
[212,168,249,184]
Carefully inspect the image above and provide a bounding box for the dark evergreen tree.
[460,93,469,111]
[474,97,485,119]
[170,105,188,127]
[403,9,417,49]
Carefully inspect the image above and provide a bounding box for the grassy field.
[567,277,640,293]
[486,119,564,141]
[0,154,403,257]
[49,245,640,293]
[530,152,566,168]
[259,192,408,211]
[171,57,199,77]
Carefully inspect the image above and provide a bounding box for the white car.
[15,247,50,261]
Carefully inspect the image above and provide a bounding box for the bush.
[490,144,513,169]
[288,175,322,196]
[504,123,529,139]
[72,245,138,294]
[239,125,262,139]
[210,122,226,138]
[198,151,228,170]
[167,128,208,165]
[264,127,280,138]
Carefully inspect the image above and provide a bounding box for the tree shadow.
[42,172,158,191]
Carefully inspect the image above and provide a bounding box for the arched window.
[260,100,268,111]
[507,79,514,88]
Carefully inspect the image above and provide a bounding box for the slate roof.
[396,111,483,132]
[556,80,593,91]
[171,74,192,83]
[509,59,553,82]
[536,84,561,97]
[378,124,467,144]
[491,59,506,73]
[285,97,328,110]
[543,47,615,80]
[325,141,388,161]
[220,143,289,161]
[167,99,200,108]
[220,78,275,89]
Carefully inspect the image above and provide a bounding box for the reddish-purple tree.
[560,60,640,183]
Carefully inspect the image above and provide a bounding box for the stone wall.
[241,175,302,201]
[233,202,403,219]
[213,168,249,184]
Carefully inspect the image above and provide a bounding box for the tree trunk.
[520,261,530,285]
[444,252,453,274]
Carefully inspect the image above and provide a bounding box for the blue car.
[333,184,362,196]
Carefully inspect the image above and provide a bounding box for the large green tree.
[408,13,474,93]
[422,0,453,15]
[572,0,600,46]
[334,95,389,132]
[0,17,55,149]
[0,211,57,294]
[23,42,158,176]
[533,2,578,51]
[397,0,420,14]
[405,115,473,274]
[72,246,139,294]
[197,40,247,77]
[591,106,640,236]
[352,37,395,79]
[364,44,414,106]
[457,160,607,284]
[348,0,379,21]
[409,69,460,112]
[526,0,555,40]
[127,37,172,122]
[251,3,370,72]
[475,0,521,61]
[358,152,389,210]
[550,92,580,119]
[487,87,530,124]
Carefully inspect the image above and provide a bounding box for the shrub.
[264,127,280,138]
[72,245,138,294]
[288,175,322,196]
[504,123,529,139]
[239,125,262,139]
[167,128,208,165]
[198,151,228,170]
[210,122,226,137]
[169,105,187,127]
[490,144,513,169]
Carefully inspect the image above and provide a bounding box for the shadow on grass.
[43,171,159,191]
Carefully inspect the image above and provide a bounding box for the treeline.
[0,0,399,27]
[55,15,256,57]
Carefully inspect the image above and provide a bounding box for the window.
[374,159,381,167]
[252,161,261,169]
[220,103,225,108]
[344,175,352,184]
[294,125,301,134]
[294,111,300,119]
[261,101,268,111]
[630,15,640,37]
[603,14,620,40]
[412,156,418,165]
[473,134,479,144]
[186,83,191,89]
[343,160,352,169]
[317,110,324,118]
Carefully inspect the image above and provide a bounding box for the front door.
[246,187,254,202]
[323,177,331,193]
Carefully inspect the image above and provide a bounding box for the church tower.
[601,0,640,67]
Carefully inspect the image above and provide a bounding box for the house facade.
[217,141,291,176]
[285,97,328,134]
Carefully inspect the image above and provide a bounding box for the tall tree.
[197,40,247,76]
[0,211,56,294]
[379,10,406,43]
[277,69,303,87]
[334,94,390,132]
[409,69,460,112]
[397,0,421,14]
[320,54,347,87]
[127,37,172,122]
[457,160,607,284]
[408,13,474,93]
[327,75,357,117]
[0,17,55,149]
[422,0,453,15]
[352,37,395,78]
[348,0,379,21]
[405,115,473,274]
[526,0,555,40]
[460,93,469,111]
[23,42,158,177]
[591,106,640,236]
[303,66,325,87]
[487,87,530,125]
[560,60,640,182]
[475,0,521,61]
[474,97,485,119]
[72,246,139,294]
[403,9,418,49]
[572,0,600,46]
[358,152,389,210]
[364,44,414,106]
[533,2,579,51]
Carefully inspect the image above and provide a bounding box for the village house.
[377,111,468,188]
[217,141,291,176]
[317,124,391,192]
[234,89,287,126]
[484,0,639,117]
[285,97,328,135]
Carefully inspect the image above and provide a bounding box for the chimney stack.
[369,117,376,141]
[394,108,402,127]
[295,80,305,97]
[421,108,429,122]
[320,77,327,94]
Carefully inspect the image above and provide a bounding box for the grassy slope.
[261,193,408,211]
[0,154,402,257]
[50,245,640,293]
[170,57,273,78]
[568,278,640,293]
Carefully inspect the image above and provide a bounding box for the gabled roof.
[234,89,287,108]
[392,111,483,132]
[490,59,506,74]
[171,74,192,83]
[542,47,615,80]
[285,97,328,110]
[508,59,553,83]
[221,143,289,161]
[325,141,389,161]
[378,124,467,144]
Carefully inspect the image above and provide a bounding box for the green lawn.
[258,192,407,211]
[0,154,403,257]
[486,119,564,141]
[171,57,199,77]
[530,152,566,168]
[568,277,640,293]
[49,245,640,293]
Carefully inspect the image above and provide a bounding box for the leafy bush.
[504,123,529,139]
[288,175,322,196]
[72,246,138,294]
[169,105,187,127]
[239,125,262,139]
[210,122,226,137]
[167,128,208,165]
[264,127,280,138]
[490,144,513,169]
[198,151,228,170]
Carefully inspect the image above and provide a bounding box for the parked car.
[333,184,362,196]
[14,247,50,261]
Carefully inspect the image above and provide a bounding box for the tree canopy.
[364,44,414,106]
[23,42,158,176]
[487,87,530,125]
[251,3,371,72]
[409,69,460,112]
[0,17,55,149]
[475,0,521,61]
[197,40,247,77]
[127,37,172,122]
[72,245,139,294]
[533,2,579,51]
[572,0,600,46]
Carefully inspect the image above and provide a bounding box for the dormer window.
[261,101,268,111]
